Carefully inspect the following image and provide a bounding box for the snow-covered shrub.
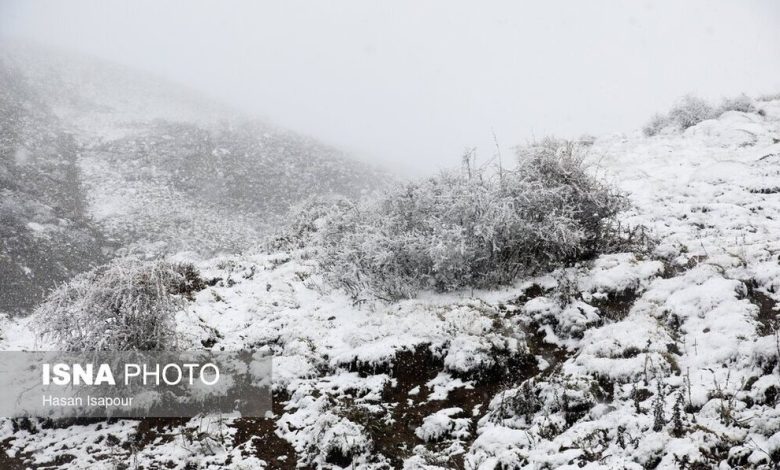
[667,95,714,130]
[490,380,542,425]
[296,138,626,300]
[269,195,354,251]
[757,92,780,102]
[716,94,755,114]
[644,95,719,136]
[577,134,596,146]
[415,408,471,442]
[34,258,204,351]
[642,113,669,137]
[280,403,371,468]
[319,417,371,466]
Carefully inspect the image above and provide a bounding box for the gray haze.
[2,0,779,174]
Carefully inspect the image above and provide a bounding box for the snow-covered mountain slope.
[0,42,389,313]
[0,41,389,258]
[2,99,780,468]
[0,59,107,314]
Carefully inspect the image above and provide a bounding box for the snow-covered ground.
[2,98,780,468]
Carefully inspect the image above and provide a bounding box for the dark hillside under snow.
[0,61,106,314]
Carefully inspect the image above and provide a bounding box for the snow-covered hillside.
[2,97,780,468]
[1,41,389,252]
[0,42,388,313]
[0,55,107,314]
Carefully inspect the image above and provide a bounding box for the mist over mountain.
[0,41,389,313]
[0,56,106,314]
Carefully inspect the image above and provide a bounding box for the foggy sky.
[2,0,779,174]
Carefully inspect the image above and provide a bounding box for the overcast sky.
[2,0,779,174]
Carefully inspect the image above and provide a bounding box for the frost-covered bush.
[269,195,354,251]
[644,94,759,137]
[757,92,780,102]
[642,113,669,137]
[716,94,755,114]
[293,139,626,300]
[667,95,715,130]
[415,407,471,442]
[34,258,204,351]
